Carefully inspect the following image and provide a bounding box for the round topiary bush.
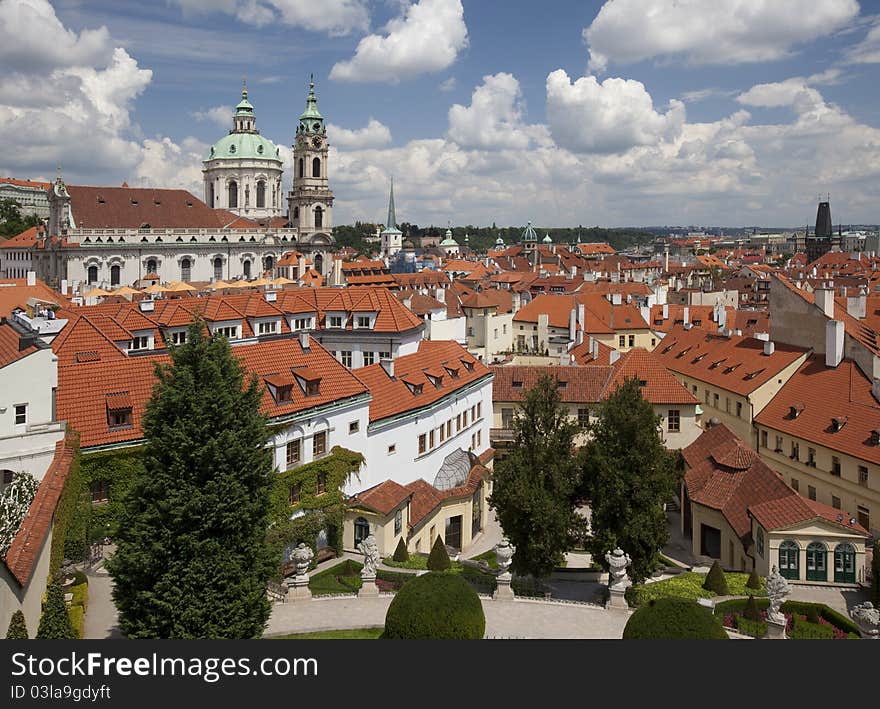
[623,598,729,640]
[383,572,485,639]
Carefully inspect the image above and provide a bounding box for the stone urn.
[495,540,515,576]
[292,543,314,578]
[605,548,632,591]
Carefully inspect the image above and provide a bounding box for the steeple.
[382,178,402,235]
[233,79,256,133]
[298,74,325,135]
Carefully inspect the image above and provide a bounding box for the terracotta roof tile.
[491,364,611,404]
[0,321,37,368]
[604,348,699,405]
[350,480,411,515]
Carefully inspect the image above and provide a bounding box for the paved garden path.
[83,564,123,639]
[265,595,629,639]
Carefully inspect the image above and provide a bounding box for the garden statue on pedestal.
[765,565,790,639]
[493,539,516,601]
[850,602,879,638]
[357,535,381,597]
[287,542,314,602]
[605,548,632,610]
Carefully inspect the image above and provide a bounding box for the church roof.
[206,132,281,163]
[522,221,538,242]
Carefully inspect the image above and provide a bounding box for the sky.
[1,0,879,228]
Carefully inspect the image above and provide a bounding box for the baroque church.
[29,79,336,291]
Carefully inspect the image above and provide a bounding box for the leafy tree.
[392,537,409,563]
[703,560,730,595]
[108,320,276,638]
[489,374,585,578]
[427,535,451,571]
[582,376,680,584]
[0,199,41,238]
[36,582,76,639]
[6,609,28,639]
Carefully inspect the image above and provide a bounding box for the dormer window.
[512,380,523,388]
[293,368,322,397]
[356,315,371,328]
[106,392,133,430]
[329,315,344,328]
[832,416,847,432]
[460,357,475,372]
[444,365,460,379]
[723,363,740,374]
[675,346,691,359]
[789,403,805,419]
[661,341,677,354]
[692,353,707,363]
[870,429,880,445]
[709,358,726,370]
[276,385,293,403]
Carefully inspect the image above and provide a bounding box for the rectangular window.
[329,316,343,328]
[476,429,481,448]
[14,404,27,425]
[418,433,427,455]
[363,351,375,366]
[735,401,742,418]
[471,405,476,421]
[775,435,783,453]
[90,480,109,504]
[349,420,359,434]
[356,316,370,328]
[808,485,816,501]
[807,448,816,466]
[857,506,870,531]
[476,402,481,419]
[312,431,327,458]
[859,466,869,487]
[831,456,841,477]
[628,334,635,347]
[429,429,435,449]
[463,410,468,427]
[503,324,507,334]
[379,351,391,360]
[172,331,187,345]
[289,483,300,505]
[494,328,498,339]
[667,409,680,432]
[713,393,719,407]
[394,509,402,536]
[457,414,462,432]
[439,425,446,443]
[618,335,626,347]
[130,335,149,350]
[578,408,590,428]
[316,473,327,496]
[725,397,731,413]
[286,440,301,468]
[831,495,841,509]
[388,444,396,455]
[108,410,132,428]
[258,321,278,335]
[705,389,710,403]
[340,351,352,368]
[756,526,764,558]
[446,420,452,438]
[790,442,799,461]
[760,430,768,448]
[294,317,311,330]
[791,478,799,492]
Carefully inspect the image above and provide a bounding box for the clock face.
[311,136,323,149]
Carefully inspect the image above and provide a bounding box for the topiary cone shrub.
[6,610,28,639]
[746,569,761,590]
[36,582,76,639]
[702,560,730,596]
[427,536,451,571]
[805,605,821,625]
[383,572,485,639]
[623,597,728,639]
[392,537,409,563]
[743,594,761,622]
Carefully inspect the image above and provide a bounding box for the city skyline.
[1,0,879,228]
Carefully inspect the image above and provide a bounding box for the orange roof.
[0,277,65,317]
[754,355,880,466]
[491,365,611,404]
[0,321,37,368]
[653,325,808,396]
[576,242,616,256]
[350,480,411,515]
[604,348,698,405]
[514,292,647,332]
[0,177,51,189]
[355,341,492,423]
[0,226,39,249]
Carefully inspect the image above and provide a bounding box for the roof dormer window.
[789,403,805,419]
[832,416,847,432]
[106,392,133,430]
[871,429,880,445]
[512,380,523,388]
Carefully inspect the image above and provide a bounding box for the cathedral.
[28,78,337,290]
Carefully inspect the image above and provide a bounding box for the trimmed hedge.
[68,605,85,640]
[627,571,764,606]
[743,595,761,622]
[383,572,485,639]
[734,616,767,638]
[624,597,728,639]
[714,598,863,637]
[36,582,76,639]
[746,569,762,590]
[70,583,88,613]
[702,560,730,595]
[791,617,834,640]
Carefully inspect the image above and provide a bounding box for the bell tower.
[288,76,334,238]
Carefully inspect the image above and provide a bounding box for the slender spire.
[382,177,402,235]
[242,76,248,100]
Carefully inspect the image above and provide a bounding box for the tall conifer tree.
[108,320,275,638]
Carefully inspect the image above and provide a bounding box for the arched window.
[314,253,323,274]
[208,183,214,206]
[834,543,856,583]
[314,206,323,229]
[354,517,370,547]
[213,257,223,281]
[293,206,299,221]
[263,255,274,272]
[243,260,252,279]
[180,258,192,282]
[298,158,304,179]
[146,259,157,274]
[312,157,321,178]
[87,265,98,284]
[110,264,120,287]
[1,470,16,491]
[228,181,238,208]
[806,542,827,581]
[779,540,800,580]
[256,181,265,209]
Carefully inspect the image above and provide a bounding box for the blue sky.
[2,0,880,228]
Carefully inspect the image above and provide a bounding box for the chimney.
[26,271,36,287]
[609,349,621,365]
[592,339,599,361]
[814,288,835,318]
[683,307,690,325]
[299,331,310,350]
[733,329,742,336]
[662,303,669,320]
[763,341,775,356]
[60,279,68,296]
[380,357,394,378]
[754,332,770,341]
[434,287,445,304]
[577,303,585,330]
[569,308,577,342]
[576,329,584,345]
[570,266,577,279]
[825,320,844,368]
[611,292,622,306]
[846,293,866,319]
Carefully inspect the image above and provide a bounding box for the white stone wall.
[426,316,466,347]
[0,527,52,640]
[202,158,284,220]
[0,249,33,279]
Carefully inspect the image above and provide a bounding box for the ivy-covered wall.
[49,432,84,576]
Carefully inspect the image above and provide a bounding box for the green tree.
[392,537,409,563]
[583,377,680,584]
[703,560,730,595]
[488,374,585,578]
[0,199,41,238]
[6,609,29,639]
[108,320,276,638]
[36,582,76,639]
[427,535,451,571]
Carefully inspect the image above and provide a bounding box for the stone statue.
[605,547,632,591]
[494,540,515,575]
[766,565,790,623]
[357,534,380,578]
[292,542,314,577]
[851,601,880,628]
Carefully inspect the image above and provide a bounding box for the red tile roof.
[349,480,412,515]
[491,364,611,404]
[604,348,699,405]
[0,277,66,317]
[0,321,37,369]
[514,293,648,332]
[754,355,880,466]
[3,434,77,586]
[0,226,39,249]
[355,341,492,423]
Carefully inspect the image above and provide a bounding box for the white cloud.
[135,136,208,192]
[192,105,234,129]
[847,22,880,63]
[330,0,468,83]
[737,79,824,111]
[546,70,685,154]
[447,73,538,151]
[680,88,736,104]
[170,0,369,35]
[584,0,860,72]
[439,77,456,92]
[327,119,392,149]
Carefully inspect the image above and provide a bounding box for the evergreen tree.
[746,568,761,590]
[108,320,276,638]
[36,582,75,639]
[6,609,29,639]
[702,560,730,595]
[427,535,451,571]
[489,374,585,578]
[392,537,409,563]
[583,377,680,584]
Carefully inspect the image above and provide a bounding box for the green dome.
[206,132,282,163]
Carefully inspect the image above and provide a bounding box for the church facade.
[28,79,337,291]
